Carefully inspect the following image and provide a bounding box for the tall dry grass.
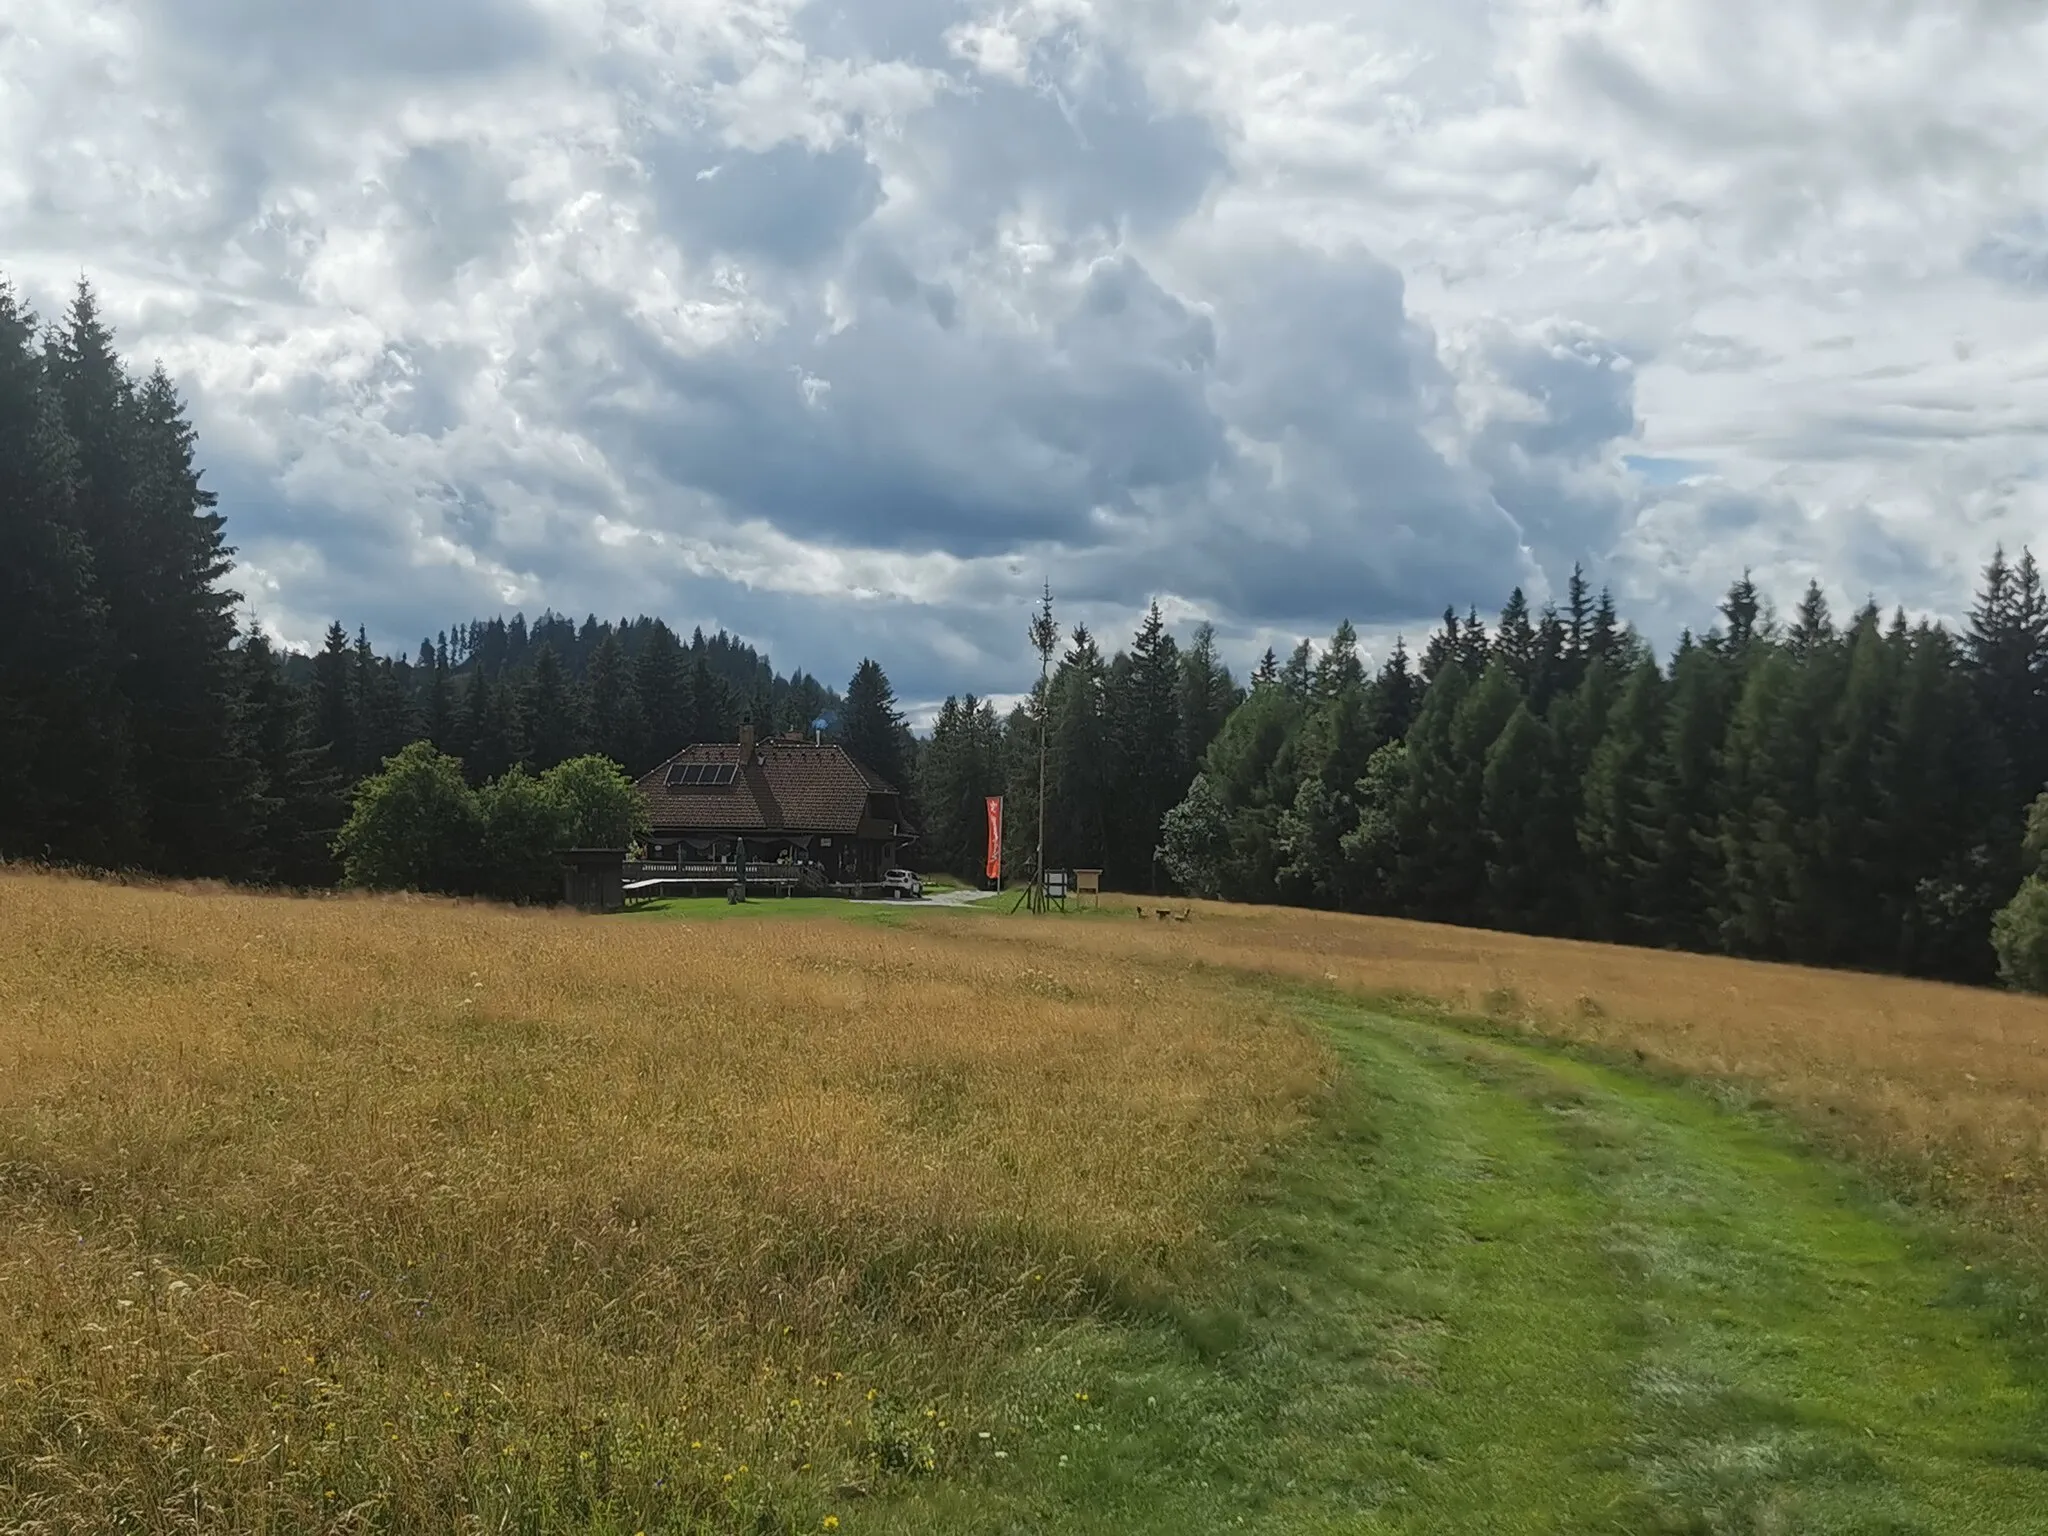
[990,898,2048,1249]
[0,872,1326,1532]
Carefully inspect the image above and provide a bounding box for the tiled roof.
[636,739,907,836]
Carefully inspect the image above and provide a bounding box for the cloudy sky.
[5,0,2047,707]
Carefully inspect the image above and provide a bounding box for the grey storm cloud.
[6,0,2047,700]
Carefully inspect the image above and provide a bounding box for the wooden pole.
[1029,583,1057,916]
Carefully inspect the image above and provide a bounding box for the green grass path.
[869,999,2048,1534]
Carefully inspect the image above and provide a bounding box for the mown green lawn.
[855,994,2048,1534]
[619,895,974,924]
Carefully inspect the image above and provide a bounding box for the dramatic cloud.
[5,0,2047,703]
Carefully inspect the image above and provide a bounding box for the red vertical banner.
[985,796,1004,882]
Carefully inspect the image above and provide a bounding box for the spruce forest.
[7,277,2048,988]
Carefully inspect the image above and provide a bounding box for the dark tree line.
[1158,562,2048,986]
[303,612,841,792]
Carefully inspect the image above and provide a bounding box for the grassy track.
[867,996,2048,1533]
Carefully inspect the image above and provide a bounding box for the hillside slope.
[5,872,2047,1531]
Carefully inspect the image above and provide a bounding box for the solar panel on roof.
[664,761,739,789]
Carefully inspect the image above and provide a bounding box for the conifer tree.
[1565,563,1594,671]
[309,623,356,771]
[1589,587,1620,661]
[585,631,645,771]
[1420,607,1463,683]
[522,646,585,771]
[1528,604,1572,713]
[1882,621,2010,979]
[419,643,454,754]
[48,287,252,875]
[634,621,688,756]
[1394,661,1520,921]
[0,282,136,866]
[1456,606,1492,673]
[351,628,417,780]
[1716,645,1819,959]
[1965,545,2048,808]
[1108,602,1185,888]
[1577,658,1666,941]
[235,629,343,886]
[1369,638,1421,742]
[1049,626,1112,870]
[685,649,732,748]
[1638,636,1733,949]
[461,667,522,784]
[1279,638,1314,699]
[1494,589,1538,687]
[841,658,909,786]
[1177,621,1240,780]
[1806,609,1899,965]
[1483,703,1576,933]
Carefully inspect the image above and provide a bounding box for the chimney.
[738,716,756,761]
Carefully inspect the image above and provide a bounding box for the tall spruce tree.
[1494,589,1538,687]
[1638,635,1733,949]
[235,629,343,886]
[685,648,732,748]
[1394,660,1521,921]
[48,287,251,875]
[1108,602,1185,889]
[1482,702,1576,934]
[351,628,417,779]
[309,623,356,772]
[1577,657,1666,941]
[0,282,136,865]
[522,645,585,771]
[634,621,688,758]
[585,631,645,770]
[1177,621,1239,782]
[1965,546,2048,809]
[841,658,909,786]
[1882,621,2010,979]
[461,667,522,784]
[1048,625,1112,870]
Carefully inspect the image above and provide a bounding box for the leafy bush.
[1993,876,2048,994]
[1157,774,1228,898]
[542,755,650,848]
[478,768,573,904]
[334,747,646,902]
[332,742,484,893]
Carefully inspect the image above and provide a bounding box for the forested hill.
[287,613,842,789]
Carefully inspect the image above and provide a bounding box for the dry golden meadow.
[0,871,1325,1531]
[9,868,2048,1531]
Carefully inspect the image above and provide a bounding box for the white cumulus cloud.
[3,0,2045,700]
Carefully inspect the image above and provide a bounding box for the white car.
[882,869,924,899]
